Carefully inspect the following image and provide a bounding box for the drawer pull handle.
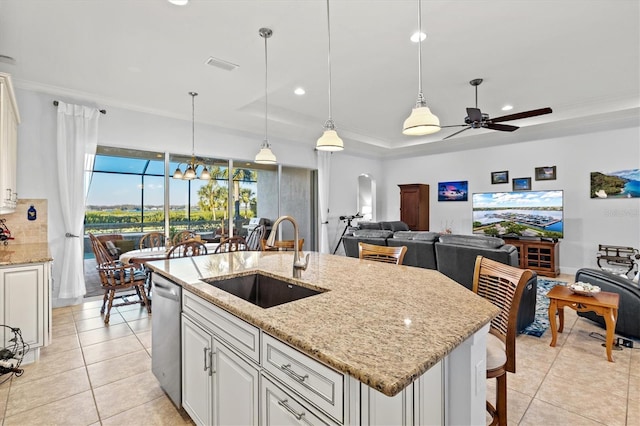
[209,349,215,376]
[280,363,308,382]
[277,398,305,420]
[203,347,209,372]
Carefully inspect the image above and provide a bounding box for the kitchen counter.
[147,251,499,397]
[0,242,53,266]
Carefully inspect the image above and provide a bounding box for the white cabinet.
[0,72,20,214]
[182,314,260,426]
[0,262,51,360]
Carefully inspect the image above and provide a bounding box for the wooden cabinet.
[504,238,560,277]
[0,262,51,361]
[182,314,259,426]
[0,72,20,214]
[398,184,429,230]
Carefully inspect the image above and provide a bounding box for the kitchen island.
[147,251,499,425]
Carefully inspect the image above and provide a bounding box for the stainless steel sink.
[203,273,324,308]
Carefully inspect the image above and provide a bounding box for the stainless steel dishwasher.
[151,273,182,407]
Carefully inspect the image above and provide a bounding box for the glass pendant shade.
[316,129,344,151]
[402,105,441,135]
[199,167,211,180]
[255,143,277,164]
[183,165,196,180]
[172,167,184,179]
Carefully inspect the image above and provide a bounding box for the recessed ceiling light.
[168,0,188,5]
[410,32,426,43]
[294,87,306,96]
[501,105,514,111]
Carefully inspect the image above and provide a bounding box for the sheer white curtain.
[317,151,331,254]
[56,102,99,299]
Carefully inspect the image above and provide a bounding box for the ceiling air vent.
[205,56,239,71]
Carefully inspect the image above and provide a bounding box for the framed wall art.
[591,168,640,198]
[512,177,532,191]
[535,166,556,181]
[438,180,468,201]
[491,171,509,184]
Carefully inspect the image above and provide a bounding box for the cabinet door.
[261,375,336,426]
[212,340,259,426]
[400,188,420,230]
[1,264,45,348]
[182,315,213,426]
[360,383,413,425]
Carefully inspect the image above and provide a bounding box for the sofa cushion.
[357,221,381,230]
[438,234,505,249]
[353,229,394,238]
[412,232,440,241]
[380,221,410,232]
[393,231,419,240]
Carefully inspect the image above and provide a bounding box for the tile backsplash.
[1,199,48,243]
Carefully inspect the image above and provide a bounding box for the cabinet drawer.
[262,333,344,422]
[183,291,260,363]
[262,374,339,426]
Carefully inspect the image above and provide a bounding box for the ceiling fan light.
[199,166,211,180]
[183,165,196,180]
[255,146,277,164]
[402,106,441,135]
[316,129,344,151]
[172,167,184,179]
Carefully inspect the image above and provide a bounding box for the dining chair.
[166,239,208,258]
[245,225,266,251]
[472,255,534,426]
[88,233,151,324]
[261,238,304,251]
[139,232,166,249]
[172,230,198,246]
[358,242,407,265]
[214,236,248,253]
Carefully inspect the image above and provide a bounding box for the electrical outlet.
[621,338,634,348]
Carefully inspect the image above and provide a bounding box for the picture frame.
[438,180,468,201]
[512,177,532,191]
[535,166,557,181]
[491,170,509,184]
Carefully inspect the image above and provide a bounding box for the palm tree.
[239,188,254,218]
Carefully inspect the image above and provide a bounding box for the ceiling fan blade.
[440,124,468,128]
[443,126,471,140]
[491,107,553,123]
[485,123,519,132]
[466,107,483,122]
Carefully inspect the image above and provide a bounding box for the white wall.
[15,88,381,305]
[381,127,640,275]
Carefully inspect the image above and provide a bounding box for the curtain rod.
[53,100,106,115]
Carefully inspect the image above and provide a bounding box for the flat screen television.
[472,190,564,239]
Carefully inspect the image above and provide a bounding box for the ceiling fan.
[441,78,552,140]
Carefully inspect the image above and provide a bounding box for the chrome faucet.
[266,215,309,278]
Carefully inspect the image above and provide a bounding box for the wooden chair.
[88,233,151,324]
[472,255,534,426]
[139,232,166,249]
[245,225,266,251]
[261,238,304,252]
[172,230,198,246]
[214,236,248,253]
[95,234,124,260]
[166,239,208,258]
[358,242,407,265]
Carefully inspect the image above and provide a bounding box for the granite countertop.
[147,251,499,397]
[0,242,53,266]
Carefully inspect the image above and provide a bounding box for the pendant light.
[316,0,344,151]
[255,28,277,164]
[402,0,441,136]
[172,92,211,180]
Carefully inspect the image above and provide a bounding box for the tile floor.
[0,276,638,425]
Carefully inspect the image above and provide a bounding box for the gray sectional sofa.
[342,221,537,332]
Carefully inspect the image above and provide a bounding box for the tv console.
[503,237,560,277]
